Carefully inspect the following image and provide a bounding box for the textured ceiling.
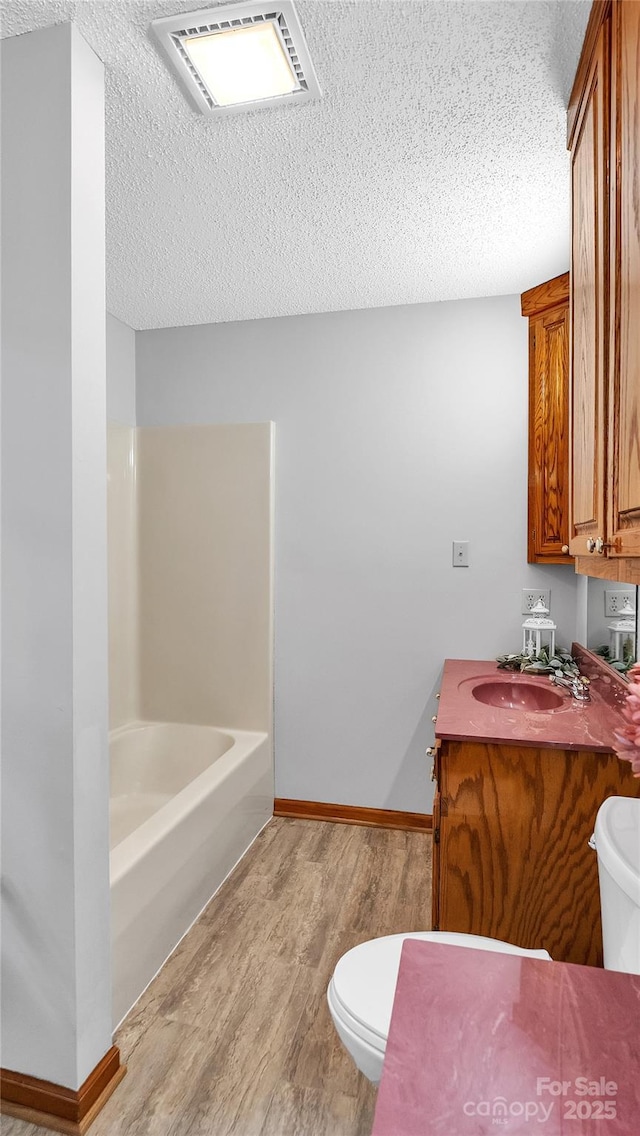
[2,0,590,329]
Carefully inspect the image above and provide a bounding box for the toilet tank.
[593,796,640,975]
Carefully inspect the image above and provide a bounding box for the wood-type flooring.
[3,818,432,1136]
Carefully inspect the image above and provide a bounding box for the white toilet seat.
[327,930,551,1083]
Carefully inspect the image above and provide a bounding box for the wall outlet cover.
[605,590,636,617]
[522,588,550,614]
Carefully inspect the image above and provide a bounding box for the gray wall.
[1,23,112,1087]
[107,313,136,425]
[136,295,579,812]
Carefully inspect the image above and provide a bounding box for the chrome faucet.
[550,673,591,701]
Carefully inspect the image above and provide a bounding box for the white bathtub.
[110,721,273,1027]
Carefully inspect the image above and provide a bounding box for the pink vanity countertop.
[372,939,640,1136]
[435,655,628,753]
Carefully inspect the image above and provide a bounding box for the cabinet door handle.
[561,544,569,554]
[431,715,438,723]
[595,537,605,554]
[586,538,596,553]
[426,747,435,757]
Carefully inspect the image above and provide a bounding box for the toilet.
[593,795,640,976]
[327,931,552,1084]
[328,796,640,1084]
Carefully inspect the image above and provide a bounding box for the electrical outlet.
[521,589,550,615]
[605,590,636,617]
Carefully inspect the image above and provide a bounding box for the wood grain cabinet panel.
[607,0,640,559]
[431,738,640,967]
[568,0,640,580]
[521,275,572,563]
[569,19,609,559]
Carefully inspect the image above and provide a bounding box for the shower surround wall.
[108,424,138,729]
[137,425,274,729]
[107,422,274,731]
[106,421,274,1023]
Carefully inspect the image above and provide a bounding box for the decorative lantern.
[608,596,636,661]
[522,600,557,659]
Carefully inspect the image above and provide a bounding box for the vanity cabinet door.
[567,1,640,582]
[431,789,441,931]
[435,738,640,967]
[607,0,640,560]
[568,19,609,560]
[521,276,571,564]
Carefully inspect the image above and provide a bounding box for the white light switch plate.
[453,541,469,567]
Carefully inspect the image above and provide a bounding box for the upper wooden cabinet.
[568,0,640,583]
[521,273,572,564]
[607,0,640,562]
[568,15,609,562]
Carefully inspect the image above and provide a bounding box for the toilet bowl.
[327,930,552,1083]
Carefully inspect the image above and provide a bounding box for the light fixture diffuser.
[151,1,322,116]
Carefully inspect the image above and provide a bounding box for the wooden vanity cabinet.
[521,274,572,564]
[567,0,640,581]
[431,738,639,967]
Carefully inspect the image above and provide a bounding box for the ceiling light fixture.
[152,1,321,116]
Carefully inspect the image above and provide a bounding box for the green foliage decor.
[592,643,636,675]
[495,647,580,678]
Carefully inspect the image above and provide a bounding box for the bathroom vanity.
[431,653,640,966]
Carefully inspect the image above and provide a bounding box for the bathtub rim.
[109,721,270,886]
[109,719,235,747]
